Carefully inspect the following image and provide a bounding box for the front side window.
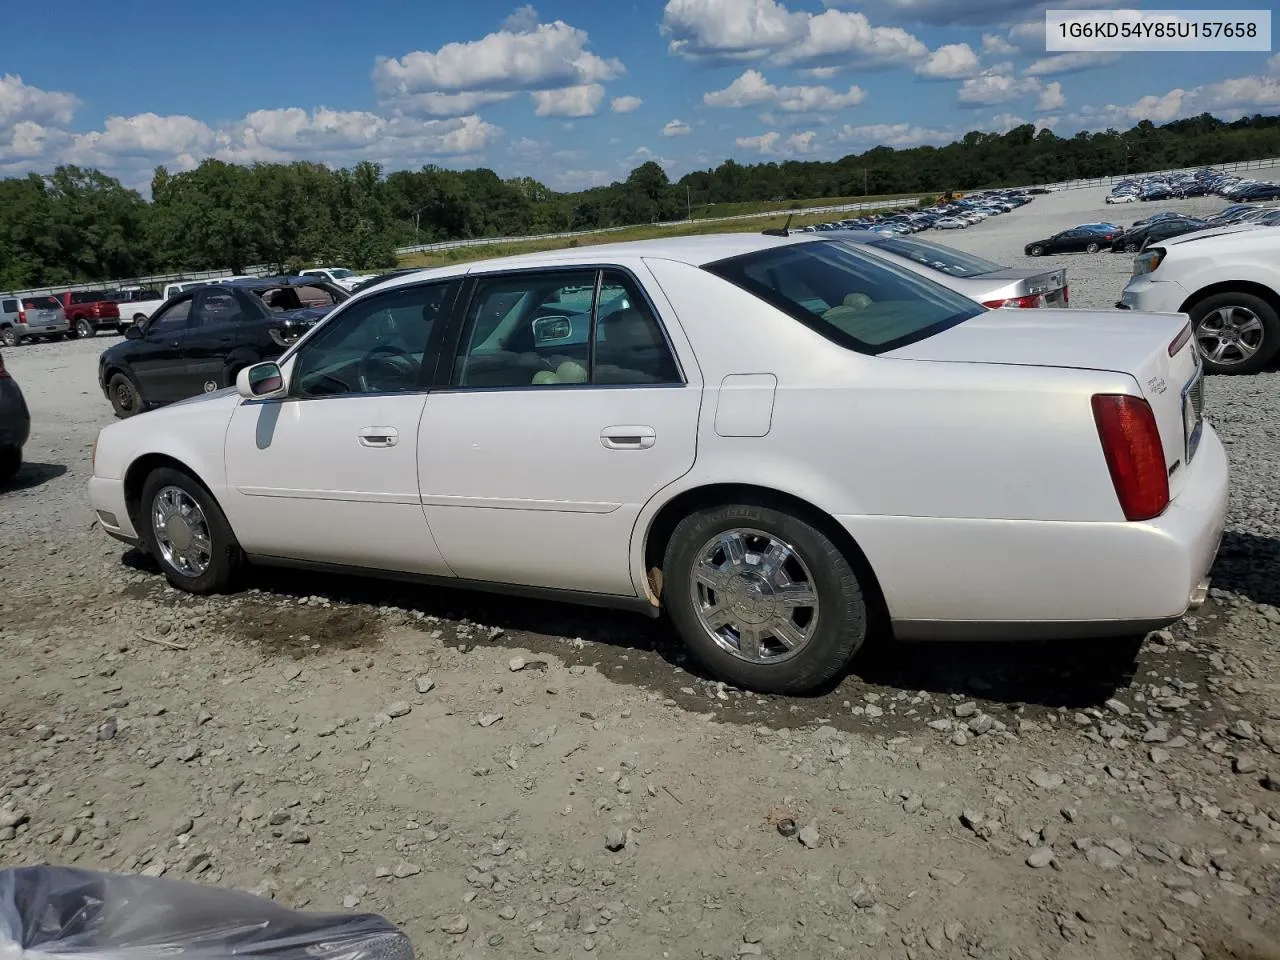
[291,280,460,398]
[704,239,983,354]
[149,298,192,334]
[451,269,681,389]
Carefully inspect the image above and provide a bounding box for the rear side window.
[857,236,1003,278]
[70,291,96,304]
[704,239,983,354]
[2,299,17,313]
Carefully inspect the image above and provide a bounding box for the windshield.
[704,238,984,354]
[328,268,354,279]
[857,235,1004,278]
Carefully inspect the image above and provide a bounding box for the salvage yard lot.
[2,185,1280,960]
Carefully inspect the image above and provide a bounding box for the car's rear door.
[184,287,252,392]
[417,265,701,596]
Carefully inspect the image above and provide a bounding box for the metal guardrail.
[6,155,1278,300]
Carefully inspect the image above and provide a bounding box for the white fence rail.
[6,156,1278,301]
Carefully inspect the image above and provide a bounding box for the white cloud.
[531,83,605,117]
[915,43,981,79]
[801,66,840,78]
[551,168,612,190]
[611,95,643,113]
[1075,73,1280,126]
[1270,53,1280,73]
[735,130,782,153]
[980,33,1017,56]
[501,4,541,33]
[663,118,692,137]
[1024,51,1119,76]
[703,69,865,112]
[828,0,1112,27]
[372,18,624,119]
[835,122,953,148]
[0,74,80,127]
[1036,81,1066,111]
[958,69,1041,105]
[986,112,1027,133]
[788,130,818,153]
[389,90,516,118]
[662,0,927,70]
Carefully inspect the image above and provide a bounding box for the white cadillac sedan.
[88,233,1228,694]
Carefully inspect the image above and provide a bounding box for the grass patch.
[399,205,904,269]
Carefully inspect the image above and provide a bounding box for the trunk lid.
[885,309,1205,499]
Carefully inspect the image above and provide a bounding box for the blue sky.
[1,0,1276,193]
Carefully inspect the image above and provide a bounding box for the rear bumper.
[89,475,139,543]
[841,425,1230,640]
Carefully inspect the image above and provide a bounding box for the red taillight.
[982,294,1043,309]
[17,309,27,325]
[1061,285,1069,304]
[1091,394,1169,521]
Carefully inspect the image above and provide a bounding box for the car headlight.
[1132,248,1166,276]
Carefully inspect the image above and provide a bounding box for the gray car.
[0,349,30,483]
[0,294,68,346]
[831,231,1069,308]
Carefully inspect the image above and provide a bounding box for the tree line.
[1,112,1278,291]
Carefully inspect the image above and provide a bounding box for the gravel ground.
[3,186,1280,960]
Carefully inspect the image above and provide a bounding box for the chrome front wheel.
[151,485,213,578]
[1195,305,1265,368]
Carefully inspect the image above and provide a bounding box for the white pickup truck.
[299,267,377,291]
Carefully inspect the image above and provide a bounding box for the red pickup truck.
[52,291,121,339]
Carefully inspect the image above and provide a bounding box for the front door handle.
[600,425,655,450]
[358,426,399,448]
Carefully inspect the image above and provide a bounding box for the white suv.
[1119,223,1280,374]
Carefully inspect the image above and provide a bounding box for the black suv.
[98,277,349,417]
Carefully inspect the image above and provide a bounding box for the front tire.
[75,318,95,338]
[1086,241,1101,253]
[662,502,868,694]
[139,467,243,594]
[0,446,20,484]
[1028,245,1044,257]
[108,372,147,418]
[1188,292,1280,375]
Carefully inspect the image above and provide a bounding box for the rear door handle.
[358,426,399,448]
[600,425,655,450]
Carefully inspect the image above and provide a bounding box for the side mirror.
[532,315,573,346]
[237,361,287,401]
[124,324,143,340]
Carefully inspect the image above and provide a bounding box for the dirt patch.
[213,600,383,657]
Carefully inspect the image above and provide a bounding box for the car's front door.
[418,266,701,596]
[131,297,194,403]
[222,279,461,575]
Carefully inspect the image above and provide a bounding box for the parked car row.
[1106,166,1280,204]
[799,190,1035,239]
[1026,200,1279,258]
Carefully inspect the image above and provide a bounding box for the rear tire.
[139,466,243,594]
[1086,241,1101,253]
[75,318,95,338]
[108,372,147,418]
[662,501,868,694]
[0,326,18,348]
[1187,291,1280,375]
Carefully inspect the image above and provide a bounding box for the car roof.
[216,276,329,288]
[368,232,820,295]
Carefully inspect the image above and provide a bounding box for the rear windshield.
[704,239,983,354]
[856,235,1003,278]
[21,296,60,309]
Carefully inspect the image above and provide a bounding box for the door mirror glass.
[238,361,286,400]
[532,315,573,345]
[124,325,143,340]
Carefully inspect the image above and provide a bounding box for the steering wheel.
[358,345,416,392]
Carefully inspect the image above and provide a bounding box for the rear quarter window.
[703,238,983,354]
